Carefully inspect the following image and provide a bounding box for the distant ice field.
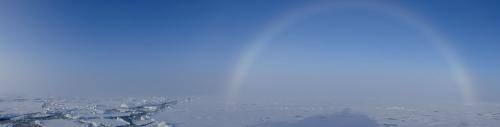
[1,95,500,127]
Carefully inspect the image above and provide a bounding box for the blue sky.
[0,0,499,103]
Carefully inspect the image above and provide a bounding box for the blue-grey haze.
[0,0,499,103]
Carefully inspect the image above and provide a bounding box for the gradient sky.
[0,0,499,103]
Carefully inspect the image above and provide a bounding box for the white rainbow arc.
[226,2,477,106]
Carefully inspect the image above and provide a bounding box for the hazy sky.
[0,0,499,103]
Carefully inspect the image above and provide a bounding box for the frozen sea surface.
[0,96,181,127]
[159,96,500,127]
[2,96,500,127]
